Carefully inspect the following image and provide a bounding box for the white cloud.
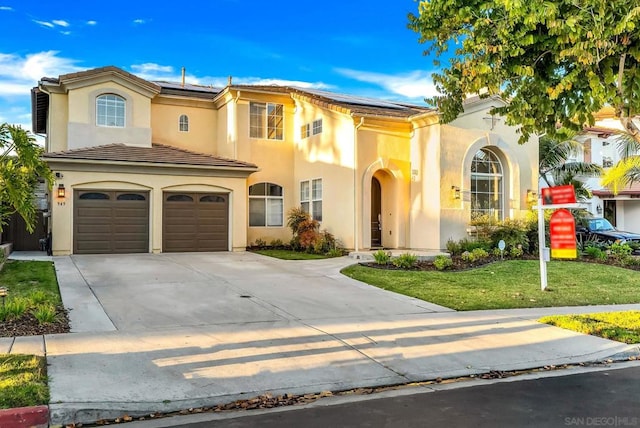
[60,31,71,35]
[131,63,174,74]
[335,68,439,100]
[133,19,145,24]
[0,51,81,96]
[0,6,13,11]
[236,77,332,90]
[86,20,97,25]
[52,19,69,27]
[33,20,54,28]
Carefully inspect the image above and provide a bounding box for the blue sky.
[0,0,439,132]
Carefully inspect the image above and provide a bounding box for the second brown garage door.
[163,192,229,252]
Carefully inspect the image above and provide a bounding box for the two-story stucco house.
[31,66,538,255]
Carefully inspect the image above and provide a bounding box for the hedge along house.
[31,66,538,255]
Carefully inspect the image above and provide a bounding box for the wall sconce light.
[527,189,537,203]
[451,185,461,200]
[57,184,66,198]
[596,205,603,215]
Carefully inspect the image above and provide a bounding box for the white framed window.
[470,148,503,220]
[300,123,310,139]
[179,114,189,132]
[300,178,322,221]
[250,102,283,140]
[312,118,323,135]
[96,94,125,127]
[249,182,283,227]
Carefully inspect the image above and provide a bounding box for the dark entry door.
[371,177,382,247]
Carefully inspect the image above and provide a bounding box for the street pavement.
[39,252,640,425]
[134,362,640,428]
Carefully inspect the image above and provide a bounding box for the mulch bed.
[0,307,70,338]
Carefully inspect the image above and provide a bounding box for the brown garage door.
[163,192,229,252]
[74,190,150,254]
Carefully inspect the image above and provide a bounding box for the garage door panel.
[163,192,228,252]
[74,190,149,254]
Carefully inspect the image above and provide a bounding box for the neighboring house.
[571,110,640,232]
[31,66,538,255]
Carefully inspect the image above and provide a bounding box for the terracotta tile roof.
[43,143,258,169]
[593,181,640,196]
[50,66,161,92]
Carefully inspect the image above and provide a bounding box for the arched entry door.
[371,177,382,247]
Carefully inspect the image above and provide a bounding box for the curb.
[0,405,49,428]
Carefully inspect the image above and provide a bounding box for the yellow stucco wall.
[49,169,249,255]
[151,99,217,154]
[47,93,69,153]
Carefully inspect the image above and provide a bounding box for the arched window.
[470,148,503,220]
[179,114,189,132]
[96,94,125,127]
[249,182,283,227]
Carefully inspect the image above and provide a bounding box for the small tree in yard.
[287,207,320,251]
[0,124,52,236]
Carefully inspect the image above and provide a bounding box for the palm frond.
[601,155,640,194]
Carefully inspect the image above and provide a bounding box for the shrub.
[269,239,285,249]
[609,242,633,264]
[1,298,28,321]
[326,248,344,258]
[491,247,503,257]
[584,245,608,261]
[392,253,418,269]
[287,208,320,252]
[461,251,475,263]
[433,255,453,270]
[459,238,491,253]
[286,207,310,235]
[509,246,524,258]
[33,304,58,324]
[253,238,267,248]
[372,249,391,265]
[314,230,337,254]
[446,239,462,256]
[471,248,489,260]
[26,290,49,306]
[489,219,530,254]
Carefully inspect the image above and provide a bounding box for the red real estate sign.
[550,209,577,259]
[541,185,577,205]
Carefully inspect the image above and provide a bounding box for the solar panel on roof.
[154,81,221,93]
[298,88,408,110]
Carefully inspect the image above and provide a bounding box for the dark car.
[575,217,640,249]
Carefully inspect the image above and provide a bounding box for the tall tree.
[0,124,52,234]
[408,0,640,144]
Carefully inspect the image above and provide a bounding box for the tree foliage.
[0,124,52,233]
[409,0,640,144]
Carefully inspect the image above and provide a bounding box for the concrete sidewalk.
[43,253,640,425]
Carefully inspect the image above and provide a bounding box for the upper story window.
[300,124,310,139]
[250,102,283,140]
[249,182,284,227]
[96,94,125,127]
[312,119,323,135]
[179,115,189,132]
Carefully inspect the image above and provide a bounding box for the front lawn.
[0,260,69,337]
[0,354,49,408]
[341,260,640,310]
[540,311,640,344]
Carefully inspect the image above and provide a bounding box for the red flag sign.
[550,209,577,259]
[541,185,577,205]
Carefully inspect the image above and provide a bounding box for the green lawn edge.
[341,260,640,311]
[539,311,640,344]
[0,354,49,408]
[251,249,332,260]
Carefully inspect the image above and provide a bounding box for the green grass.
[0,261,61,322]
[253,249,332,260]
[341,260,640,310]
[0,261,60,303]
[540,311,640,344]
[0,354,49,408]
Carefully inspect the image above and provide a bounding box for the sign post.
[535,185,580,291]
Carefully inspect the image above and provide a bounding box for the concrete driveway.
[45,252,639,425]
[64,252,448,331]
